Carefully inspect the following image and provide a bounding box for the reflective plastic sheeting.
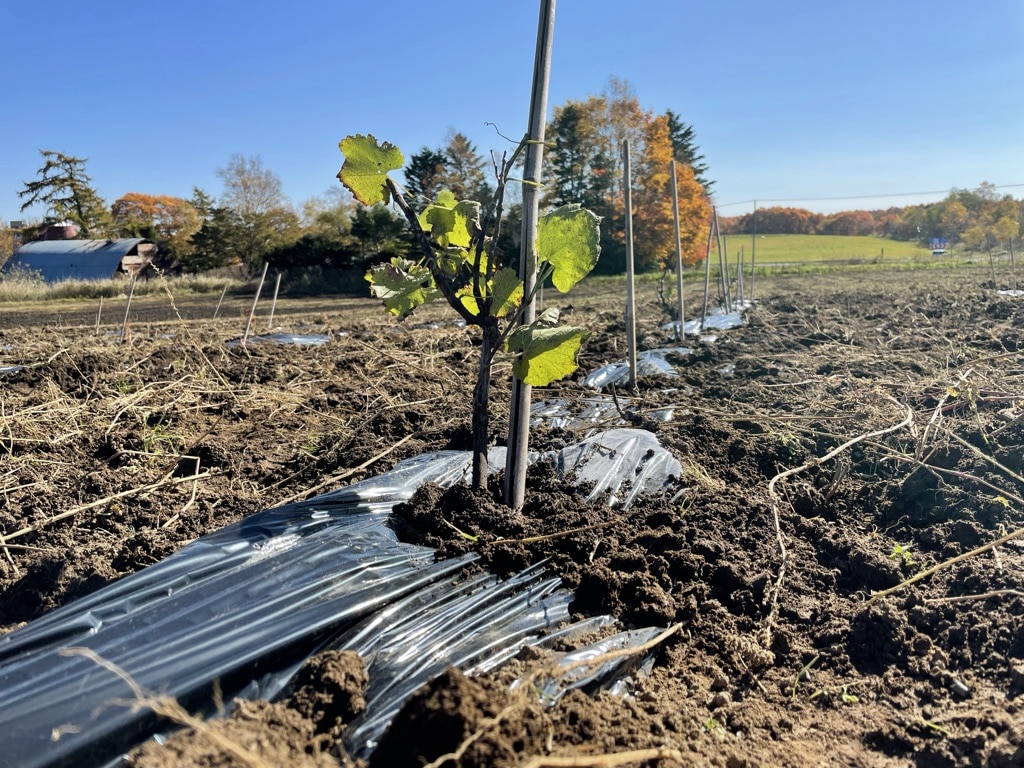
[583,347,692,389]
[225,333,332,349]
[531,396,675,435]
[0,429,681,768]
[548,428,683,508]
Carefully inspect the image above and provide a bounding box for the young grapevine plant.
[337,134,600,490]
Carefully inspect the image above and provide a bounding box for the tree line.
[3,78,720,284]
[720,183,1023,251]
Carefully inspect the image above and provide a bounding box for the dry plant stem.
[867,523,1024,604]
[58,647,274,768]
[345,334,449,383]
[520,748,687,768]
[941,426,1024,488]
[0,471,214,545]
[274,432,416,505]
[761,399,914,646]
[489,518,620,546]
[925,589,1024,605]
[157,276,233,389]
[868,445,1024,507]
[555,623,683,677]
[424,624,683,768]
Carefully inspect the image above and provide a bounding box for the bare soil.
[1,267,1022,767]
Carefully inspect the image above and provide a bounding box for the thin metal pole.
[670,160,685,340]
[120,273,137,343]
[213,285,227,319]
[700,212,714,333]
[243,262,269,345]
[622,138,638,388]
[988,235,996,286]
[714,207,729,308]
[1010,238,1017,292]
[504,0,556,510]
[736,247,744,304]
[750,201,757,302]
[267,272,282,330]
[95,297,103,335]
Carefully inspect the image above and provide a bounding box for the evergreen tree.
[184,206,246,271]
[665,110,712,191]
[18,149,111,237]
[441,132,493,206]
[403,148,447,205]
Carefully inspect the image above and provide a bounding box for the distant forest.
[719,183,1022,250]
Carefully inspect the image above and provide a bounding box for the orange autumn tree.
[546,78,712,272]
[634,114,711,270]
[111,193,202,259]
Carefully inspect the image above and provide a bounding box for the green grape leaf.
[537,204,601,292]
[490,267,523,318]
[365,258,440,319]
[437,248,470,279]
[338,135,404,206]
[506,308,588,386]
[418,191,481,248]
[457,266,522,318]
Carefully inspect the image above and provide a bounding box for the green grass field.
[717,234,933,264]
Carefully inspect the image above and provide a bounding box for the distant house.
[4,238,157,282]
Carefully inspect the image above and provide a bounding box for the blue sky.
[3,0,1022,224]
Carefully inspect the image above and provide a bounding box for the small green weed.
[142,413,182,455]
[889,543,915,567]
[300,434,324,458]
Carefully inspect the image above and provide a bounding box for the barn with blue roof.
[4,238,156,282]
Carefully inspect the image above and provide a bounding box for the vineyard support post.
[670,160,685,340]
[700,210,715,332]
[622,138,638,388]
[736,246,744,303]
[715,207,729,308]
[243,262,269,345]
[268,272,282,331]
[1010,237,1017,292]
[750,201,757,302]
[504,0,556,510]
[214,285,227,319]
[120,273,137,343]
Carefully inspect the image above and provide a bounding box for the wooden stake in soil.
[700,210,715,332]
[736,247,745,303]
[1009,237,1017,292]
[716,212,730,309]
[622,138,638,388]
[750,200,757,302]
[670,160,685,340]
[988,234,997,286]
[213,285,227,319]
[504,0,556,511]
[120,272,138,343]
[242,262,269,345]
[267,272,282,330]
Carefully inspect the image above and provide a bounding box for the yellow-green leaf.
[490,267,523,317]
[506,309,588,386]
[456,266,523,318]
[537,204,601,292]
[365,258,440,319]
[338,135,404,206]
[418,191,481,248]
